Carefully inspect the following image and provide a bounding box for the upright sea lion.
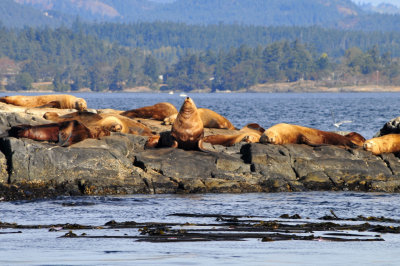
[5,120,106,147]
[260,123,360,148]
[121,102,178,121]
[0,94,87,111]
[164,108,235,129]
[170,97,204,150]
[199,123,265,148]
[363,134,400,155]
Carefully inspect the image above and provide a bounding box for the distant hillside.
[7,0,400,31]
[360,3,400,14]
[0,0,70,28]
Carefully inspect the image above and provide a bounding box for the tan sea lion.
[121,102,178,121]
[363,134,400,155]
[198,123,265,148]
[260,123,360,148]
[0,94,87,111]
[170,97,204,150]
[164,108,235,130]
[5,120,108,147]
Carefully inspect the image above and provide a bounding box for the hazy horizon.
[353,0,400,6]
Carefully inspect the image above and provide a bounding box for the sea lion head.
[163,113,178,125]
[243,132,261,143]
[99,116,124,132]
[345,132,366,146]
[260,130,280,144]
[363,140,378,154]
[75,98,88,111]
[178,97,198,118]
[43,112,60,121]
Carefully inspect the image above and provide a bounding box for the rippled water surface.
[1,92,400,265]
[1,193,400,265]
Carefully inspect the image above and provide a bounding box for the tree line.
[0,25,399,92]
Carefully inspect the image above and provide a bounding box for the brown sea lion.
[198,123,265,148]
[344,132,366,146]
[121,102,178,121]
[44,111,154,136]
[164,108,235,130]
[0,94,87,111]
[260,123,360,148]
[363,134,400,155]
[170,97,204,150]
[6,120,108,147]
[44,111,158,147]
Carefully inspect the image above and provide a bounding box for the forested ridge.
[9,0,400,32]
[0,21,399,92]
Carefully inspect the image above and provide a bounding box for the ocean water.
[1,92,400,265]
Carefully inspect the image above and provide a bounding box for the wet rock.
[0,151,7,184]
[374,116,400,137]
[1,103,400,199]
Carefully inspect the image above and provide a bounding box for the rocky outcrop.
[374,116,400,137]
[1,103,400,200]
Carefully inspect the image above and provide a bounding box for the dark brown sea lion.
[0,94,87,111]
[6,120,108,147]
[170,97,204,150]
[260,123,360,148]
[121,102,178,121]
[363,134,400,155]
[164,108,235,130]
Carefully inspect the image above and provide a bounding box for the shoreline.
[2,82,400,94]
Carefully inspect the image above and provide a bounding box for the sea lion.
[199,123,265,148]
[344,132,366,146]
[170,97,204,150]
[260,123,360,148]
[121,102,178,121]
[363,134,400,155]
[44,111,154,136]
[44,111,158,147]
[0,94,87,111]
[164,108,235,130]
[6,120,107,147]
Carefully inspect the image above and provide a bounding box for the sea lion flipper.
[57,127,73,147]
[145,135,161,148]
[38,101,62,109]
[171,140,179,148]
[198,139,211,152]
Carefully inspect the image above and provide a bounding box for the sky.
[352,0,400,6]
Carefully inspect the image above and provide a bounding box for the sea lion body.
[171,97,204,150]
[0,94,87,111]
[6,120,103,147]
[44,111,154,136]
[121,102,177,121]
[198,109,235,130]
[199,123,264,148]
[164,108,235,130]
[260,123,360,148]
[363,134,400,155]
